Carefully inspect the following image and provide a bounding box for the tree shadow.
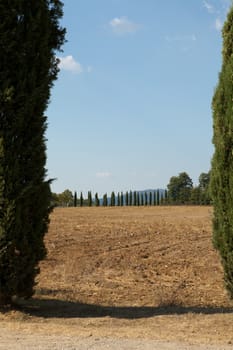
[5,295,233,320]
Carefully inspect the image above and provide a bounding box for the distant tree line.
[51,171,211,207]
[51,189,168,207]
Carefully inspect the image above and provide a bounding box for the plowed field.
[1,206,233,349]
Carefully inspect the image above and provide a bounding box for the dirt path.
[0,330,232,350]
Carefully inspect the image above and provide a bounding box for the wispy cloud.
[96,172,111,178]
[58,55,83,73]
[203,1,215,14]
[203,0,231,31]
[165,34,197,42]
[109,16,140,35]
[215,18,223,31]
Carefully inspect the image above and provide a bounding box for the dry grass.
[1,206,233,345]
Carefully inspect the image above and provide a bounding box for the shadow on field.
[12,297,233,320]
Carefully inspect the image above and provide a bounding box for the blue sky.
[46,0,231,196]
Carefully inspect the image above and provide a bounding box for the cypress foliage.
[110,191,115,206]
[117,192,120,206]
[74,191,77,207]
[153,191,156,206]
[137,192,140,206]
[0,0,65,304]
[156,190,160,205]
[80,192,84,207]
[95,193,99,207]
[120,192,124,206]
[133,191,137,206]
[88,191,92,207]
[103,193,108,207]
[145,192,148,206]
[140,193,144,206]
[129,190,133,206]
[149,192,152,206]
[211,5,233,296]
[125,191,129,206]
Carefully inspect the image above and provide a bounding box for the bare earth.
[1,206,233,349]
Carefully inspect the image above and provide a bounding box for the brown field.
[1,206,233,349]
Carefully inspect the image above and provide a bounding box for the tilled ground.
[1,206,233,349]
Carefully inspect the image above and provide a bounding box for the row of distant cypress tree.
[72,190,167,207]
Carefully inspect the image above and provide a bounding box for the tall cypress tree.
[88,191,92,207]
[0,1,65,304]
[117,192,120,206]
[120,192,124,206]
[129,190,133,206]
[110,191,115,206]
[103,193,108,207]
[133,191,137,206]
[149,191,152,206]
[74,191,77,207]
[125,191,129,206]
[144,192,148,206]
[95,193,99,207]
[211,5,233,296]
[80,192,84,207]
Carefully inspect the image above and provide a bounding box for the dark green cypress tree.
[211,5,233,297]
[95,193,99,207]
[137,192,140,206]
[149,192,152,206]
[153,191,156,206]
[88,191,92,207]
[145,192,148,206]
[133,191,137,206]
[125,191,129,206]
[110,191,115,206]
[80,192,84,207]
[103,193,108,207]
[120,192,124,206]
[117,192,120,206]
[141,193,144,206]
[74,191,77,207]
[156,189,160,205]
[129,190,133,206]
[0,0,65,304]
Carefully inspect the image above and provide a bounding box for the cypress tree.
[95,193,99,207]
[156,189,160,205]
[153,191,156,206]
[0,1,65,304]
[137,192,140,206]
[145,192,148,206]
[129,190,133,206]
[149,191,152,206]
[133,191,137,206]
[88,191,92,207]
[80,192,84,207]
[211,5,233,296]
[74,191,77,207]
[103,193,108,207]
[120,192,124,206]
[110,191,115,206]
[140,193,144,206]
[117,192,120,206]
[125,191,129,206]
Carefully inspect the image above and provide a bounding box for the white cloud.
[109,16,140,35]
[203,1,215,13]
[165,34,197,42]
[96,172,111,178]
[215,18,223,31]
[58,55,83,73]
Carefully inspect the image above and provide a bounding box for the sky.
[46,0,232,196]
